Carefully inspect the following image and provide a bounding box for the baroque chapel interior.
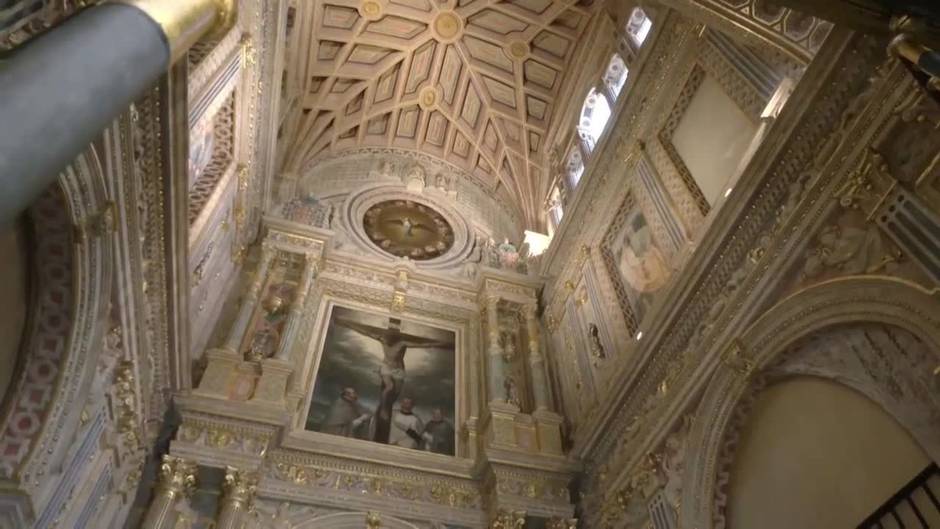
[1,0,940,528]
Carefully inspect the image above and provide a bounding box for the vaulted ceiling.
[279,0,598,226]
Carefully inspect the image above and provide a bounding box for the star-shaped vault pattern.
[280,0,597,226]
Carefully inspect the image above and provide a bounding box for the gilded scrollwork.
[176,416,273,456]
[266,458,482,510]
[490,510,526,529]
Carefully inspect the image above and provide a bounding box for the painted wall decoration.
[280,193,334,228]
[306,306,457,456]
[602,194,672,328]
[188,118,215,186]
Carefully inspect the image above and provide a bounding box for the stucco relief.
[293,151,521,240]
[676,276,940,529]
[703,322,940,529]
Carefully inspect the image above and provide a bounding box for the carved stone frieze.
[172,412,277,470]
[263,451,483,524]
[489,465,573,518]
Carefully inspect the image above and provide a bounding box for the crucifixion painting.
[305,306,457,455]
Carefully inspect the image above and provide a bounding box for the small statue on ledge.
[483,237,499,267]
[247,295,287,361]
[588,323,606,364]
[497,238,520,269]
[503,375,521,408]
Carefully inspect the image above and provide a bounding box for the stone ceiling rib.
[280,0,597,227]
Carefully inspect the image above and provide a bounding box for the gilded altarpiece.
[172,201,577,528]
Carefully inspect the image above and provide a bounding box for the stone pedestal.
[194,349,242,398]
[533,410,564,455]
[487,401,520,448]
[250,358,293,404]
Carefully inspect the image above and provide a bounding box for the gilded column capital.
[216,466,259,529]
[155,455,197,499]
[546,518,578,529]
[484,293,501,310]
[304,252,321,271]
[522,301,538,322]
[260,242,277,262]
[491,509,526,529]
[221,466,258,508]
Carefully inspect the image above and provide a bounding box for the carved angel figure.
[404,164,426,190]
[375,159,396,179]
[802,221,894,279]
[483,237,500,267]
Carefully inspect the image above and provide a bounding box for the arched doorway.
[726,376,931,529]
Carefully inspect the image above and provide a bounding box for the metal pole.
[0,0,234,225]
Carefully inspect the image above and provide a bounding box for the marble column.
[274,254,318,361]
[140,455,197,529]
[524,303,551,411]
[224,244,276,355]
[485,294,505,402]
[216,466,258,529]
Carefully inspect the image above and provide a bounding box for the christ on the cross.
[335,317,453,444]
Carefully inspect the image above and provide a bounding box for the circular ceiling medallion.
[432,11,463,43]
[358,0,383,20]
[363,200,455,260]
[506,40,530,59]
[418,86,439,109]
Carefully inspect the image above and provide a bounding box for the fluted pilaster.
[274,254,318,361]
[524,303,550,411]
[485,294,505,402]
[224,244,276,354]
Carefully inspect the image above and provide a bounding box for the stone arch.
[292,512,421,529]
[0,145,113,516]
[679,276,940,529]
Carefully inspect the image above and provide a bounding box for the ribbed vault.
[279,0,598,226]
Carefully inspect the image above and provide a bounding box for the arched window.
[578,88,612,151]
[565,148,585,187]
[626,8,652,47]
[603,53,629,99]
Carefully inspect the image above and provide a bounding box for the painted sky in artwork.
[306,306,456,437]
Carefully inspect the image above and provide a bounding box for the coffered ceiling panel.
[281,0,596,225]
